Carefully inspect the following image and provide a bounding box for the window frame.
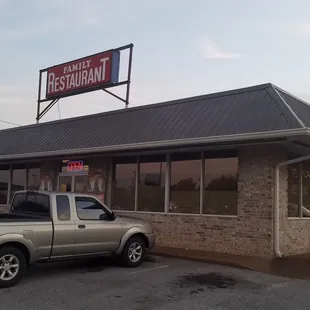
[110,151,239,217]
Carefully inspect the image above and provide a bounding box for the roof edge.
[273,84,310,107]
[271,86,306,128]
[0,127,307,161]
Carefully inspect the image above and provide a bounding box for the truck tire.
[121,236,146,267]
[0,247,27,288]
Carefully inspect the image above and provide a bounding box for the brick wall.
[118,145,286,258]
[279,162,310,255]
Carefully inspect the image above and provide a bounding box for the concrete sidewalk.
[152,246,310,280]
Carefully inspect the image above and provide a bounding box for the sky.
[1,0,310,129]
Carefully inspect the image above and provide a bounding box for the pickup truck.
[0,190,155,288]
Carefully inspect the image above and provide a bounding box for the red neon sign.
[67,160,84,172]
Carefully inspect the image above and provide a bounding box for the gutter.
[0,128,308,161]
[275,154,310,258]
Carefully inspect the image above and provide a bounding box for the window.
[170,153,201,214]
[138,157,166,212]
[0,168,9,205]
[302,161,310,217]
[288,163,300,217]
[56,195,71,221]
[27,168,40,190]
[12,168,26,199]
[288,161,310,218]
[76,197,106,220]
[204,157,238,215]
[112,162,136,211]
[11,192,50,216]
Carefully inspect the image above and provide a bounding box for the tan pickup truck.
[0,190,155,288]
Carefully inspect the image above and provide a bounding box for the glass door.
[59,176,73,192]
[74,175,89,193]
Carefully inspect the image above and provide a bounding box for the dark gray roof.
[0,83,309,158]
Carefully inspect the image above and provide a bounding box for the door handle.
[78,225,86,229]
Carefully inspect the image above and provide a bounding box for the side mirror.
[99,213,109,221]
[110,211,116,221]
[99,212,116,221]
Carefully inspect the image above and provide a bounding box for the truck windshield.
[11,192,50,217]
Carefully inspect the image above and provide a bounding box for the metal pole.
[36,70,43,123]
[125,44,134,109]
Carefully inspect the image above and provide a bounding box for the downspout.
[274,164,284,257]
[274,154,310,258]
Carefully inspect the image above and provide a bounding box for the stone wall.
[118,145,286,258]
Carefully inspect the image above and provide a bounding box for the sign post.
[36,43,133,123]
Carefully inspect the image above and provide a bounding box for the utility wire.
[0,119,21,127]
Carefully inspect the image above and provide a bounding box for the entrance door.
[58,174,89,193]
[74,175,89,193]
[59,176,73,192]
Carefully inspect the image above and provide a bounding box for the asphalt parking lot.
[1,256,310,310]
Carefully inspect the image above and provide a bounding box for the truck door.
[73,196,122,255]
[50,194,75,258]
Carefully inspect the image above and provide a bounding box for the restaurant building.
[1,83,310,261]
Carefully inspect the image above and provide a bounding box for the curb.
[145,254,162,263]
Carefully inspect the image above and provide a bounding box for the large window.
[287,163,300,217]
[138,156,166,212]
[204,157,238,215]
[0,167,9,205]
[288,161,310,218]
[170,153,201,214]
[12,167,26,198]
[112,161,136,211]
[27,168,41,190]
[111,152,238,216]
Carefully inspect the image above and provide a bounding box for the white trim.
[0,128,308,160]
[287,217,310,220]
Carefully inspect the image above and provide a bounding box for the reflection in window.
[112,163,136,211]
[56,195,71,221]
[75,197,105,220]
[204,157,238,215]
[28,168,40,190]
[170,156,200,214]
[288,163,300,217]
[0,168,9,204]
[138,160,166,212]
[12,169,26,199]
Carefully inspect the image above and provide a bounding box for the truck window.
[11,192,50,216]
[56,195,71,221]
[75,197,106,220]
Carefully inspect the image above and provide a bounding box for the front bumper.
[145,233,156,251]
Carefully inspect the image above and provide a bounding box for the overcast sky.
[1,0,310,129]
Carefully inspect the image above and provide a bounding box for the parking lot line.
[127,265,170,275]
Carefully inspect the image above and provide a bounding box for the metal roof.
[0,83,309,159]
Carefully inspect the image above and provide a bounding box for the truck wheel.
[0,247,26,288]
[122,236,146,267]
